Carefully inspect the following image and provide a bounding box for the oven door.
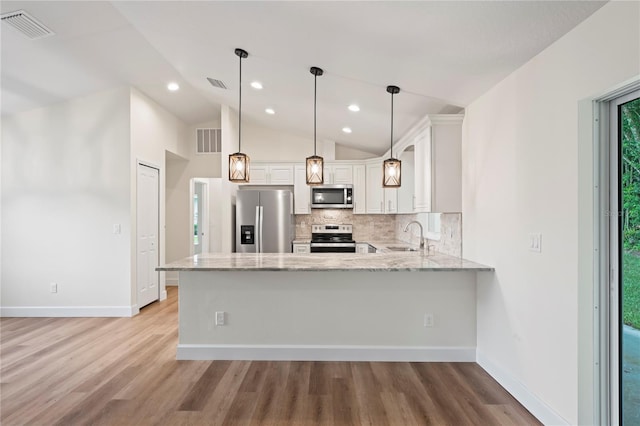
[310,242,356,253]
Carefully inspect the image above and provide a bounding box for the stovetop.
[311,224,354,243]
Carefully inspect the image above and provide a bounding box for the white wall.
[1,88,132,313]
[130,88,189,305]
[462,2,640,424]
[165,119,221,278]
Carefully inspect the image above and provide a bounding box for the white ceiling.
[1,1,606,155]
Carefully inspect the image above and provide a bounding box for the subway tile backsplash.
[295,210,396,241]
[295,210,462,257]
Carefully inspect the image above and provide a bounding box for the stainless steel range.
[310,224,356,253]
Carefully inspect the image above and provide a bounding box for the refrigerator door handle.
[255,205,260,253]
[259,206,264,253]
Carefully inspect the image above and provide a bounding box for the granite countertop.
[157,251,493,272]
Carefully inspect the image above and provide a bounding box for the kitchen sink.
[386,246,418,252]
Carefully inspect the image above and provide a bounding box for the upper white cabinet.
[352,164,366,214]
[414,116,463,212]
[324,163,353,184]
[293,164,310,214]
[396,149,415,214]
[365,162,397,214]
[250,163,294,185]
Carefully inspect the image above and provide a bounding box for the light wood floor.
[1,287,540,425]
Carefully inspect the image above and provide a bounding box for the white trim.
[0,305,136,317]
[176,344,476,362]
[476,351,568,426]
[160,290,168,301]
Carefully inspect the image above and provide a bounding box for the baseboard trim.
[165,278,179,286]
[476,350,568,425]
[0,305,135,317]
[176,344,476,361]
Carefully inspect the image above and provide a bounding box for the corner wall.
[130,88,190,305]
[461,2,640,424]
[1,88,132,314]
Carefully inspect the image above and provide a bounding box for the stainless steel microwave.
[311,184,353,209]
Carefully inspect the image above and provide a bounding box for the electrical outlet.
[113,224,121,234]
[424,313,434,327]
[215,311,226,326]
[50,282,57,293]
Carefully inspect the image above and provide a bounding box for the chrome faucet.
[403,221,425,249]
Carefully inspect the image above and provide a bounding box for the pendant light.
[306,66,324,185]
[229,48,250,183]
[383,85,401,188]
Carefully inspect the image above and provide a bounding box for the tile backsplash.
[295,210,462,257]
[395,213,462,257]
[295,210,396,241]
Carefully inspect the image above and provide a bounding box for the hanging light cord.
[314,72,317,155]
[390,91,394,158]
[238,53,242,152]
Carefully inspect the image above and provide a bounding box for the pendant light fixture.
[306,66,324,185]
[229,48,250,183]
[383,85,401,188]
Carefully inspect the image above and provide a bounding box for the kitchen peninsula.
[158,250,493,361]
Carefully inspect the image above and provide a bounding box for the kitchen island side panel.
[178,271,477,354]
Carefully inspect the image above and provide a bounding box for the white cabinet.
[352,164,366,214]
[356,243,375,254]
[414,116,462,212]
[397,149,415,214]
[324,163,353,184]
[293,243,310,253]
[250,163,294,185]
[365,162,397,214]
[293,164,310,214]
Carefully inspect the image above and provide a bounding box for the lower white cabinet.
[293,243,310,253]
[356,243,375,254]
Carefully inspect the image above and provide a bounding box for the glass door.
[612,90,640,425]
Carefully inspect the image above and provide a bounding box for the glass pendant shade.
[383,157,401,187]
[229,152,250,182]
[383,85,401,188]
[306,155,324,185]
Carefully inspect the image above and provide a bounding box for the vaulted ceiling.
[1,1,606,155]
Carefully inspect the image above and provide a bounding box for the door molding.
[135,161,161,310]
[592,78,640,426]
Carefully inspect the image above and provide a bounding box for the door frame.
[189,178,210,256]
[136,160,161,312]
[592,79,640,425]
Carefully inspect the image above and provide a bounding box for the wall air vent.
[1,10,54,40]
[196,128,221,154]
[207,78,227,90]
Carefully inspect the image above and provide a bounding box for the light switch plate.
[529,233,542,253]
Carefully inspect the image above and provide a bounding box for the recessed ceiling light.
[342,127,352,134]
[251,81,263,90]
[348,104,360,112]
[167,82,180,91]
[265,108,275,115]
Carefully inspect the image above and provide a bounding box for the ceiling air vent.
[207,78,227,90]
[1,10,54,40]
[196,128,221,154]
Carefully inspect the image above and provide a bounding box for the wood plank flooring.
[1,287,541,425]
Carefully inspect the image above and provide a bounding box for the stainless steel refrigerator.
[235,189,294,253]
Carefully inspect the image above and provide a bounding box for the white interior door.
[137,163,159,309]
